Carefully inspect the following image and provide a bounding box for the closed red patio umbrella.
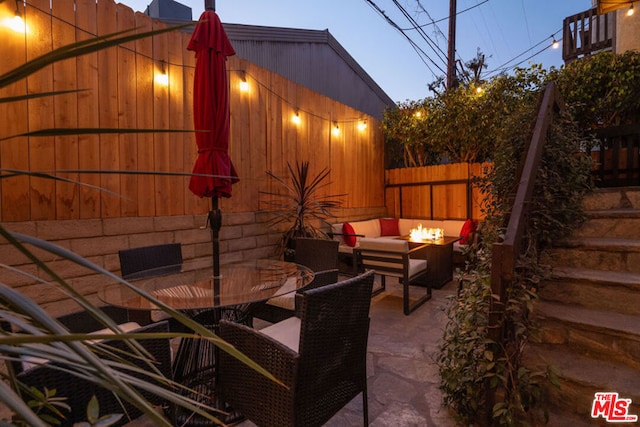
[187,6,238,296]
[179,5,239,424]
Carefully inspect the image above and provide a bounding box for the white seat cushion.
[260,316,301,353]
[265,277,297,310]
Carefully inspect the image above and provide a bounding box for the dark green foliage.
[549,51,640,130]
[383,51,640,167]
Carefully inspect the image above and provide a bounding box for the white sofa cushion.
[333,217,471,254]
[443,220,466,238]
[351,219,381,239]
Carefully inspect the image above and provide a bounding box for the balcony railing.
[563,7,613,62]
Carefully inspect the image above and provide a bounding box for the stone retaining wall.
[0,207,385,317]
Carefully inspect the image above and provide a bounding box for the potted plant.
[261,161,343,260]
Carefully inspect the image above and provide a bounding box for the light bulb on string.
[292,110,301,125]
[154,60,169,86]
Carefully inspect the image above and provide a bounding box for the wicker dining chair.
[293,237,339,272]
[253,238,339,324]
[13,319,174,427]
[118,243,183,280]
[218,270,375,427]
[254,268,340,324]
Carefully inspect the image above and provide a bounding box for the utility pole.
[447,0,457,90]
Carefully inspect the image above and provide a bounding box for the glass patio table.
[99,258,314,426]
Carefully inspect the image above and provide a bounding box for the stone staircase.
[526,187,640,426]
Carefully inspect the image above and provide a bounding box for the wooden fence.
[385,163,490,220]
[0,0,384,223]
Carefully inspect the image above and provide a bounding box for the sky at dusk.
[121,0,593,103]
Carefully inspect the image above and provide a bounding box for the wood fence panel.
[283,79,299,168]
[116,4,138,217]
[308,92,330,191]
[52,1,79,220]
[152,20,170,216]
[28,0,56,221]
[182,31,204,215]
[232,60,254,213]
[166,19,185,215]
[0,3,386,222]
[134,12,156,217]
[246,63,269,212]
[263,70,286,207]
[76,0,101,219]
[329,103,347,205]
[97,0,120,218]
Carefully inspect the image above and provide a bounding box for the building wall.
[616,9,640,53]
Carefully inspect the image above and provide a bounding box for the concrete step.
[541,267,640,315]
[582,187,640,211]
[524,343,640,423]
[574,209,640,239]
[543,237,640,273]
[533,301,640,371]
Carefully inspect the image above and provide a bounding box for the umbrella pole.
[209,196,222,307]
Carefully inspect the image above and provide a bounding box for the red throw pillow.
[379,218,400,236]
[459,219,477,244]
[342,222,357,247]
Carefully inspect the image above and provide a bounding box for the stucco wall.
[616,9,640,53]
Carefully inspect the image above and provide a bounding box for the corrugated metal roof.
[223,23,396,119]
[147,1,396,119]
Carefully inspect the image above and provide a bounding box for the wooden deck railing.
[489,81,565,343]
[592,124,640,187]
[562,7,613,62]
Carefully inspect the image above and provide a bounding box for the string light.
[3,0,28,34]
[154,60,169,86]
[292,110,301,125]
[332,122,340,136]
[628,3,635,16]
[3,1,372,139]
[238,71,249,92]
[552,37,559,49]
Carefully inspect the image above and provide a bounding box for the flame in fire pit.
[409,224,443,242]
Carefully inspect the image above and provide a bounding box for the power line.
[391,0,449,67]
[363,0,447,76]
[485,29,562,77]
[399,0,490,29]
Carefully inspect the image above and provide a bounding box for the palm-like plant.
[0,22,277,427]
[261,161,343,257]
